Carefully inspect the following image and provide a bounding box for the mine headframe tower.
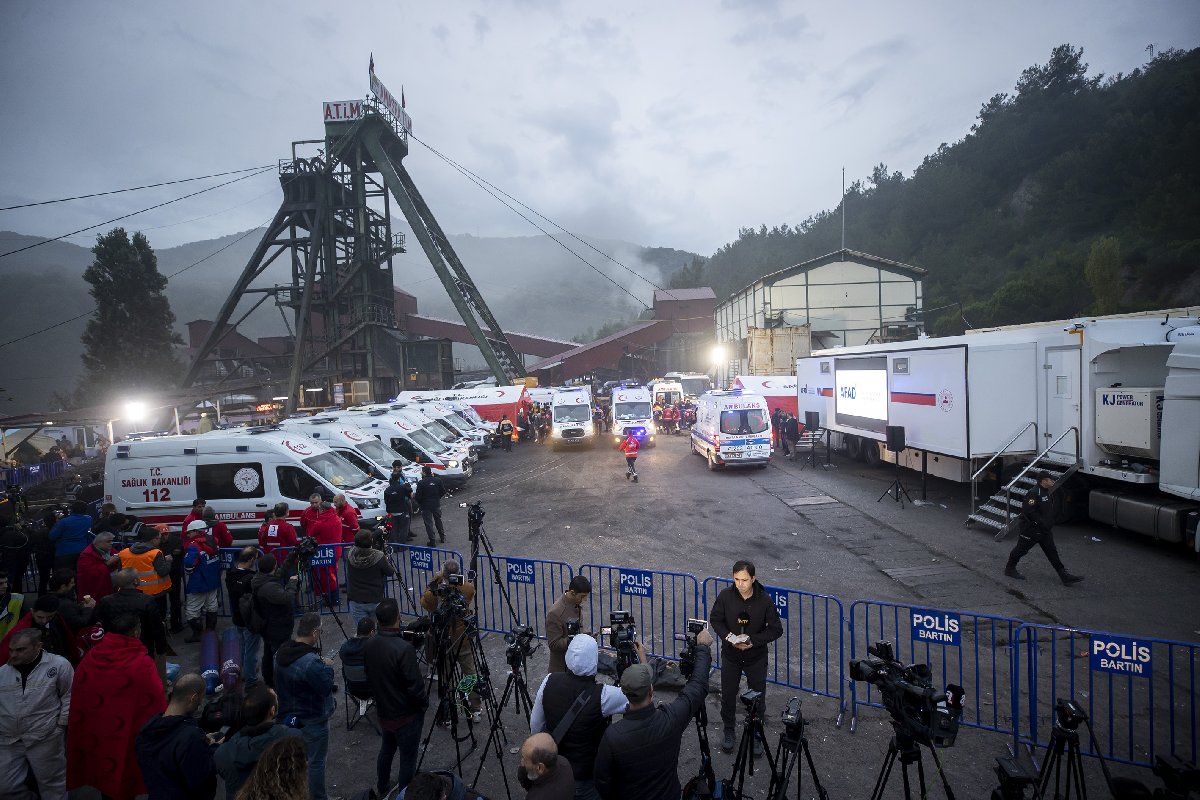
[182,99,526,413]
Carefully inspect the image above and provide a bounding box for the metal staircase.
[967,425,1082,538]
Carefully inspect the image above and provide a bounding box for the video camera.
[678,618,707,678]
[849,640,965,748]
[601,610,639,677]
[464,500,485,526]
[504,625,537,659]
[293,536,320,561]
[564,618,582,638]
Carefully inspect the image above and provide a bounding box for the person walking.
[619,431,641,482]
[1005,471,1084,585]
[0,628,74,800]
[364,598,428,796]
[135,673,219,800]
[274,612,335,800]
[708,559,783,755]
[414,467,446,547]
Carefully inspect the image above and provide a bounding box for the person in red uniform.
[308,501,343,607]
[201,505,233,549]
[181,498,206,532]
[75,530,120,604]
[619,432,641,482]
[300,492,323,536]
[258,503,299,554]
[333,494,361,543]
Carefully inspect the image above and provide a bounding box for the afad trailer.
[796,309,1200,549]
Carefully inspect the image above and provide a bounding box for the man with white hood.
[529,634,631,800]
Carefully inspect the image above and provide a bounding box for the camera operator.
[546,575,591,674]
[384,473,414,543]
[419,560,480,719]
[250,552,300,688]
[593,626,714,800]
[529,634,629,800]
[708,559,782,755]
[345,529,396,627]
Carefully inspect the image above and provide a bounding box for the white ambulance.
[610,384,657,447]
[549,387,596,447]
[274,417,422,484]
[349,404,476,465]
[393,401,489,458]
[691,390,773,470]
[337,409,473,488]
[103,428,388,537]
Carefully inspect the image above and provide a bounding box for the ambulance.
[336,409,473,488]
[690,390,773,470]
[549,387,596,447]
[610,384,657,447]
[393,401,490,458]
[103,427,388,537]
[274,417,422,483]
[347,405,475,465]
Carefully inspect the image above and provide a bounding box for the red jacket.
[309,508,342,546]
[620,435,641,457]
[0,612,79,665]
[337,503,360,542]
[300,505,321,537]
[76,544,116,603]
[258,518,298,553]
[182,512,231,548]
[67,632,166,799]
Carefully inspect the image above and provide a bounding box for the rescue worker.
[1005,471,1084,585]
[619,432,640,482]
[258,503,298,554]
[333,493,360,544]
[308,502,343,608]
[118,524,173,624]
[182,519,222,643]
[497,415,515,452]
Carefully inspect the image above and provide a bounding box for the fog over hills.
[0,226,696,412]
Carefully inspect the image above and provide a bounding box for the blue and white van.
[691,390,772,470]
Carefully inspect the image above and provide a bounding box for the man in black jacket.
[250,552,299,687]
[135,672,219,799]
[364,598,428,796]
[384,473,414,543]
[592,627,713,800]
[1005,471,1084,585]
[414,467,446,547]
[226,547,260,689]
[98,568,169,673]
[708,559,783,754]
[345,530,397,628]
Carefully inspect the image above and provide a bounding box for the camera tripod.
[1033,700,1117,800]
[870,728,956,800]
[293,553,350,641]
[728,695,775,800]
[767,707,829,800]
[471,637,537,794]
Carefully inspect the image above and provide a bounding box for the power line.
[406,132,664,307]
[0,165,274,211]
[0,167,275,261]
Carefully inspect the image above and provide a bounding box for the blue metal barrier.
[848,599,1021,736]
[2,461,70,491]
[387,544,465,619]
[703,577,845,719]
[1012,623,1200,768]
[578,564,700,660]
[473,554,574,638]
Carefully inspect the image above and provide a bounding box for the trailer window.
[720,409,768,435]
[277,466,322,502]
[197,462,266,500]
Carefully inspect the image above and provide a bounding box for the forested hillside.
[685,45,1200,335]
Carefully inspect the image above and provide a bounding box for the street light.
[124,401,147,423]
[710,344,727,366]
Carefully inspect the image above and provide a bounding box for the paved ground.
[164,432,1198,799]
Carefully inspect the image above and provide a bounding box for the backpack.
[239,592,267,635]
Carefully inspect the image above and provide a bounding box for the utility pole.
[841,167,846,250]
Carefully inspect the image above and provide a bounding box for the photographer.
[274,612,335,800]
[593,626,713,800]
[250,552,300,688]
[345,529,396,627]
[708,559,782,755]
[545,575,591,674]
[529,634,629,800]
[419,561,480,719]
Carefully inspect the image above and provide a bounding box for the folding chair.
[342,662,380,733]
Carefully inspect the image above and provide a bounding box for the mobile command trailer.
[795,311,1200,544]
[549,388,595,447]
[690,390,773,470]
[336,409,473,488]
[610,385,657,447]
[275,417,422,484]
[103,428,387,538]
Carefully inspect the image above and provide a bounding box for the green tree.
[79,228,182,403]
[669,255,708,289]
[1086,236,1122,314]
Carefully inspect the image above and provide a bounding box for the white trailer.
[796,310,1200,545]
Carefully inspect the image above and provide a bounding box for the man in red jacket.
[67,613,167,799]
[201,506,233,549]
[76,530,120,604]
[181,498,206,532]
[308,501,343,607]
[333,494,360,543]
[300,492,323,536]
[258,503,299,554]
[619,432,641,482]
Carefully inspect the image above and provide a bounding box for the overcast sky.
[1,0,1197,260]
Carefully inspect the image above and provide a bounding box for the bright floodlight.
[710,344,727,366]
[272,396,288,401]
[124,401,148,422]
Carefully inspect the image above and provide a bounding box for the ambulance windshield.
[614,402,651,421]
[554,405,591,423]
[357,438,409,467]
[302,452,372,490]
[720,409,769,435]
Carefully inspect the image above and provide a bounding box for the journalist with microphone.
[709,559,783,754]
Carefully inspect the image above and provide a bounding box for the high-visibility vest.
[0,593,23,638]
[119,548,171,596]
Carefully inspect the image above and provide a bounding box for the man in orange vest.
[118,524,173,622]
[619,432,641,482]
